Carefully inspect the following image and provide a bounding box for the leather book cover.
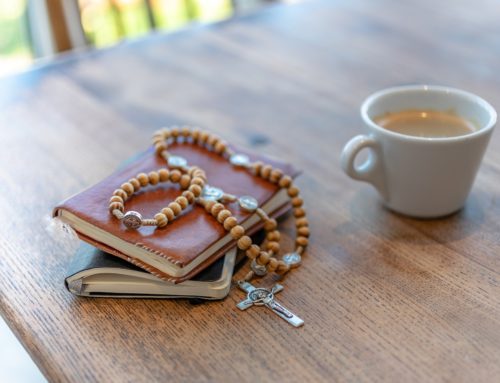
[53,143,297,283]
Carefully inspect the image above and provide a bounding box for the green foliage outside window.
[0,0,234,76]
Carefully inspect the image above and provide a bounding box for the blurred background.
[0,0,282,77]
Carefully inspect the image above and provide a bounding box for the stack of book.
[54,142,296,301]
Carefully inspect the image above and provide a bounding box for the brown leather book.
[53,143,297,283]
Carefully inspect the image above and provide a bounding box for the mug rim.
[360,85,497,143]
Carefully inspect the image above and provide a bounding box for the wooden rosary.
[109,126,309,326]
[151,126,309,281]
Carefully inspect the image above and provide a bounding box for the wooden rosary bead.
[176,196,189,209]
[204,200,216,213]
[266,230,281,242]
[169,169,181,183]
[153,133,165,142]
[158,169,169,182]
[171,127,180,137]
[193,171,206,182]
[266,241,280,254]
[269,169,283,183]
[148,171,159,185]
[237,235,252,251]
[245,244,260,259]
[291,197,303,208]
[168,202,182,216]
[256,251,270,266]
[161,207,175,221]
[179,174,191,189]
[294,207,306,218]
[214,141,226,154]
[191,168,202,175]
[109,195,123,204]
[157,128,169,139]
[287,186,300,198]
[252,161,263,174]
[223,216,238,231]
[109,201,124,212]
[153,144,164,156]
[207,135,219,147]
[276,261,290,275]
[279,175,292,188]
[264,218,277,231]
[129,178,141,191]
[189,184,202,197]
[154,142,167,154]
[260,164,273,179]
[211,203,225,217]
[182,190,195,204]
[181,126,191,137]
[296,236,309,247]
[137,173,149,187]
[199,131,209,144]
[154,213,168,228]
[191,177,204,187]
[298,226,310,237]
[230,225,245,240]
[267,257,279,273]
[194,132,204,145]
[217,209,232,224]
[121,182,134,196]
[113,189,128,200]
[191,129,200,141]
[296,217,309,228]
[193,172,207,182]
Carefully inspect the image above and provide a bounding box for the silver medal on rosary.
[283,252,302,268]
[251,259,268,276]
[202,185,224,201]
[168,155,188,168]
[238,195,258,212]
[230,153,250,167]
[122,211,142,229]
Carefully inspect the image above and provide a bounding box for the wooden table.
[2,0,500,381]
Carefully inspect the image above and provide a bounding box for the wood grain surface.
[2,0,500,382]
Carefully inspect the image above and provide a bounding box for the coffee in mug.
[373,109,478,138]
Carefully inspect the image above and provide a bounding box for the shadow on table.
[341,187,489,245]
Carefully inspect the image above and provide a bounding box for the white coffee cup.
[341,85,496,218]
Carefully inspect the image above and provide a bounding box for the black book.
[65,243,238,300]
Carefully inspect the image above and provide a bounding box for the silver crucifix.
[236,281,304,327]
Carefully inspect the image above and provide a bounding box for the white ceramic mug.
[341,85,496,218]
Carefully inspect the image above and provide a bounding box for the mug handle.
[340,135,388,199]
